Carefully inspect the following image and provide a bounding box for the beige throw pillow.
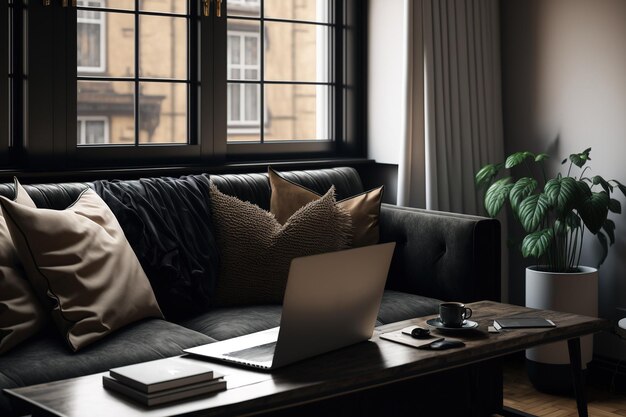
[0,186,163,352]
[268,167,384,247]
[210,183,352,306]
[0,180,47,354]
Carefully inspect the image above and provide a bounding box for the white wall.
[501,0,626,360]
[367,0,405,164]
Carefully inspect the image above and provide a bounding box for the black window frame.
[0,0,9,165]
[10,0,366,171]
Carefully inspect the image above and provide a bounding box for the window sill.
[0,157,375,184]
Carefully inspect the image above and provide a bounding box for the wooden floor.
[500,360,626,417]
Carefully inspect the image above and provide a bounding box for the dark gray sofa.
[0,167,501,416]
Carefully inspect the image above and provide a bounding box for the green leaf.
[603,219,616,245]
[592,175,613,194]
[484,177,514,217]
[535,153,549,162]
[505,151,534,169]
[597,232,608,268]
[510,178,538,218]
[609,198,621,214]
[545,177,577,212]
[576,180,592,199]
[577,191,610,234]
[611,180,626,198]
[475,164,500,187]
[522,228,554,258]
[518,193,551,232]
[569,149,591,168]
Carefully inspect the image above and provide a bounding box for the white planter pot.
[525,266,598,368]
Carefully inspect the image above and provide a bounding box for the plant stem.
[567,161,574,177]
[576,225,585,269]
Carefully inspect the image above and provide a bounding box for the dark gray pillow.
[210,183,352,306]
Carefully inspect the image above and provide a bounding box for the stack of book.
[102,357,226,406]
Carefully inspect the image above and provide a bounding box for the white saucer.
[426,318,479,331]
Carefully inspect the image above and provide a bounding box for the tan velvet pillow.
[0,180,47,354]
[0,187,163,352]
[210,183,352,306]
[268,167,384,247]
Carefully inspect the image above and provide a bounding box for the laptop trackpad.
[224,342,277,362]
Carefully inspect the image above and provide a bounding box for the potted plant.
[475,148,626,393]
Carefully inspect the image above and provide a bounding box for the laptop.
[184,242,396,370]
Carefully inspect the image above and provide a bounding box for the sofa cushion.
[179,305,283,341]
[0,319,214,415]
[376,290,441,325]
[210,184,352,306]
[0,188,163,351]
[268,167,384,247]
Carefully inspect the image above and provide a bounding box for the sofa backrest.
[0,167,364,210]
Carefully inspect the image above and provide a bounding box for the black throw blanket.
[94,175,220,320]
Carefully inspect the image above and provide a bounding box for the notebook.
[109,357,216,394]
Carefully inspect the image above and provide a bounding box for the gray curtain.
[398,0,504,215]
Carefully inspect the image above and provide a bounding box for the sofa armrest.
[379,204,501,303]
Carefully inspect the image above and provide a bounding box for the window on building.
[77,117,109,145]
[227,31,260,132]
[77,0,106,73]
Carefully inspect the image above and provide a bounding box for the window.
[226,0,332,144]
[77,0,106,73]
[14,0,362,170]
[76,0,190,147]
[77,117,109,145]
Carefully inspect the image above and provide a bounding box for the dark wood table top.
[5,301,610,417]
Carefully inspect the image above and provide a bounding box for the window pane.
[265,22,328,82]
[78,0,134,11]
[265,84,329,141]
[139,15,187,80]
[77,12,134,77]
[244,84,259,121]
[138,82,187,144]
[227,0,260,18]
[77,81,135,145]
[139,0,187,14]
[227,82,261,143]
[265,0,330,23]
[229,83,241,121]
[77,22,102,69]
[78,119,109,145]
[227,21,260,81]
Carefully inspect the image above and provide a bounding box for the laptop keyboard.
[224,342,276,363]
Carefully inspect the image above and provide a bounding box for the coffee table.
[4,301,609,417]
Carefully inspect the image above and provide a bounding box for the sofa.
[0,167,501,416]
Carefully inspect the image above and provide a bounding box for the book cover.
[103,375,226,406]
[109,357,217,394]
[493,317,556,330]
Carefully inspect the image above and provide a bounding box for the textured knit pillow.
[268,167,384,247]
[0,180,46,354]
[0,186,163,352]
[210,183,352,306]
